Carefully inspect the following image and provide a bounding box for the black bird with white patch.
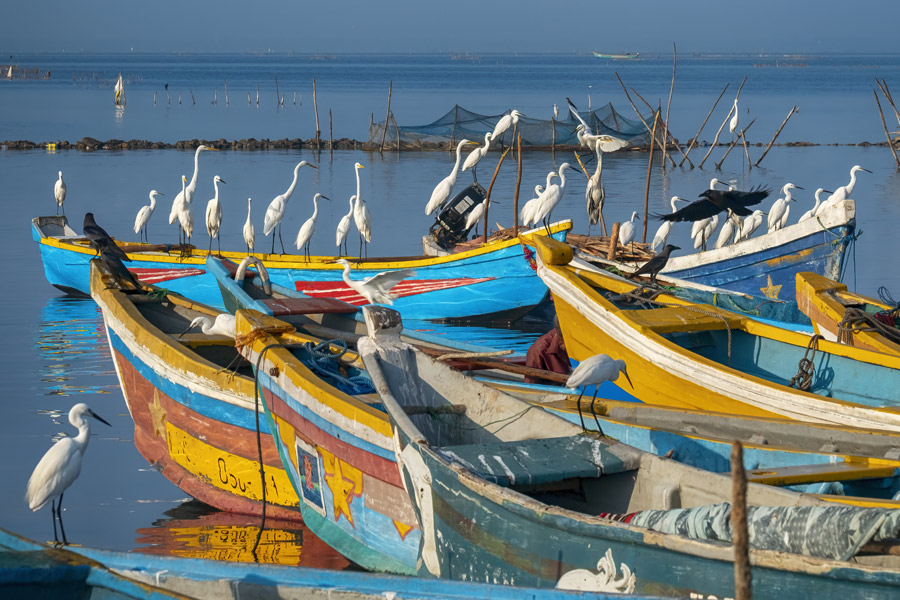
[659,186,770,223]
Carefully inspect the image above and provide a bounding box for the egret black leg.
[472,167,477,182]
[208,237,212,254]
[575,391,586,430]
[278,225,286,255]
[217,237,221,255]
[50,497,59,543]
[270,233,276,254]
[589,391,604,436]
[56,492,68,545]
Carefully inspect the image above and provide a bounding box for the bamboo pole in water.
[680,83,729,167]
[313,79,320,151]
[874,90,900,168]
[631,88,693,168]
[755,106,797,167]
[380,80,392,156]
[642,112,659,244]
[662,43,676,170]
[615,73,674,166]
[731,441,751,600]
[876,78,900,126]
[699,77,746,169]
[482,147,511,244]
[715,119,756,169]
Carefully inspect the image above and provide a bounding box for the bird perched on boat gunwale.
[83,212,130,262]
[628,244,680,285]
[657,185,771,223]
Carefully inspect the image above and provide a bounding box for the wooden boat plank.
[627,305,743,333]
[260,296,357,316]
[747,462,898,486]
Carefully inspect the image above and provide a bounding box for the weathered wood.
[329,109,333,158]
[662,43,676,170]
[607,222,621,261]
[313,78,320,151]
[731,441,751,600]
[876,78,900,127]
[874,90,900,168]
[513,132,522,237]
[642,112,659,243]
[614,73,674,165]
[739,128,753,170]
[482,147,511,244]
[630,87,692,167]
[715,118,756,170]
[680,83,729,167]
[755,106,797,167]
[699,77,747,169]
[380,80,392,156]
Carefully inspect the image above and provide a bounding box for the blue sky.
[3,1,898,54]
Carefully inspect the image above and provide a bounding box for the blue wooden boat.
[32,215,570,320]
[658,198,855,300]
[1,529,648,600]
[359,306,900,598]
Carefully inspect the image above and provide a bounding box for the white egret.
[729,98,739,135]
[520,185,545,228]
[179,313,236,339]
[351,162,372,258]
[26,403,111,545]
[425,139,476,215]
[490,109,521,145]
[585,139,606,234]
[714,209,741,249]
[690,179,723,248]
[618,211,639,251]
[817,165,871,215]
[133,190,163,243]
[576,126,629,152]
[736,209,765,242]
[54,171,67,216]
[169,145,215,243]
[204,175,226,253]
[798,188,831,223]
[335,195,355,257]
[767,183,803,233]
[295,193,329,259]
[566,354,632,432]
[242,198,255,255]
[174,175,195,246]
[335,259,415,305]
[465,195,496,238]
[461,132,492,181]
[532,162,573,233]
[651,197,685,252]
[693,213,719,251]
[264,160,317,254]
[553,103,559,119]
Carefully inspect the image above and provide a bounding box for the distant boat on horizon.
[593,51,639,59]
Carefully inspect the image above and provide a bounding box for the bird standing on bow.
[264,161,317,254]
[205,175,226,254]
[659,185,771,223]
[736,209,765,242]
[352,163,372,259]
[629,244,679,285]
[242,198,255,255]
[54,171,66,216]
[295,193,329,260]
[83,212,129,262]
[714,209,742,249]
[651,197,685,252]
[26,403,111,545]
[176,175,195,246]
[461,132,492,181]
[169,144,215,245]
[566,354,632,433]
[816,165,871,215]
[767,183,803,233]
[336,195,355,257]
[798,188,831,223]
[521,171,558,227]
[426,140,476,215]
[532,162,573,234]
[335,259,415,305]
[133,190,162,243]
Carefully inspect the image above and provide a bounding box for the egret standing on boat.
[736,209,765,242]
[425,140,476,216]
[566,354,632,432]
[714,209,742,249]
[461,132,492,181]
[242,198,255,255]
[767,183,803,233]
[133,190,162,243]
[336,195,355,257]
[618,211,639,251]
[817,165,871,215]
[264,161,317,254]
[205,175,226,254]
[798,188,831,223]
[25,403,111,545]
[352,162,372,258]
[175,175,196,246]
[54,171,66,216]
[335,259,415,305]
[295,193,329,260]
[169,145,215,245]
[651,197,685,252]
[521,171,558,227]
[532,162,573,234]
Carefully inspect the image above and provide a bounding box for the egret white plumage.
[133,190,162,243]
[693,213,719,251]
[585,139,606,234]
[264,160,317,254]
[26,403,111,544]
[461,132,492,181]
[689,179,723,248]
[575,125,629,152]
[618,211,639,251]
[729,98,739,135]
[335,258,415,305]
[204,175,226,253]
[242,198,255,255]
[335,195,355,257]
[714,209,741,249]
[295,193,329,259]
[816,165,871,215]
[169,145,215,244]
[566,354,632,432]
[520,184,546,228]
[465,195,496,237]
[179,313,236,339]
[54,171,66,216]
[351,162,372,258]
[651,197,685,252]
[767,183,803,233]
[736,210,765,242]
[798,188,831,223]
[490,110,521,145]
[532,162,573,233]
[425,140,476,216]
[553,103,559,119]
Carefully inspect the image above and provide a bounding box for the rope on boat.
[788,334,824,391]
[837,306,900,346]
[299,339,375,395]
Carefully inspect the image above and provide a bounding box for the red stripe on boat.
[294,277,494,305]
[129,267,206,284]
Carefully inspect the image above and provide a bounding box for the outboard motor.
[428,182,488,250]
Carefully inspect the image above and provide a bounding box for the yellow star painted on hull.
[760,275,782,299]
[323,452,363,526]
[148,390,167,439]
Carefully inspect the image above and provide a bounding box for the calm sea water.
[2,53,900,563]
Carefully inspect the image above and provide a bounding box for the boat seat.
[438,435,635,488]
[177,333,234,345]
[260,297,358,317]
[627,306,743,334]
[218,257,257,280]
[746,461,897,486]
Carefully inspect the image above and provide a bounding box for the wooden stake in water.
[380,80,393,156]
[874,90,900,168]
[313,78,320,151]
[716,119,756,170]
[755,106,797,167]
[642,112,659,243]
[680,83,729,167]
[513,132,523,236]
[329,109,334,159]
[699,77,746,169]
[731,440,751,600]
[482,147,511,244]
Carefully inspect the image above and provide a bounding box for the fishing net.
[369,104,649,148]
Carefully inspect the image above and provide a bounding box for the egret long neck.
[187,148,202,193]
[846,170,859,195]
[311,196,321,218]
[283,167,302,201]
[74,420,91,453]
[149,195,157,211]
[355,166,362,202]
[452,141,467,173]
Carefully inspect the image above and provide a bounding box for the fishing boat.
[796,271,900,354]
[654,198,856,300]
[534,236,900,431]
[89,259,303,521]
[358,306,900,597]
[33,214,571,320]
[593,51,639,59]
[0,529,612,600]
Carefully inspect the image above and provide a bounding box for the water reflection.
[135,500,352,569]
[36,297,118,396]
